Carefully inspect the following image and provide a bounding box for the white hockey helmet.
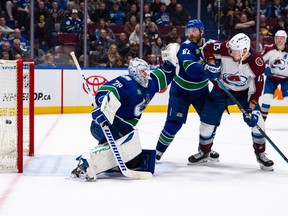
[228,33,250,61]
[275,30,287,48]
[128,58,151,88]
[275,30,287,38]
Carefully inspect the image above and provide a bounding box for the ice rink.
[0,112,288,216]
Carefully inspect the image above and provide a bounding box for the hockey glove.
[264,67,273,77]
[161,60,175,72]
[91,107,108,126]
[202,63,221,81]
[243,108,261,127]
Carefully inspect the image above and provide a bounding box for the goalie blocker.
[72,129,156,181]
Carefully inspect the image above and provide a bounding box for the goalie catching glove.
[161,43,180,69]
[202,63,221,81]
[243,108,261,127]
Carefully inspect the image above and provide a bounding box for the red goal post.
[0,59,34,173]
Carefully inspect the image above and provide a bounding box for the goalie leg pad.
[78,129,142,176]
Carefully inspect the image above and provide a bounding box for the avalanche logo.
[223,72,248,87]
[271,59,286,70]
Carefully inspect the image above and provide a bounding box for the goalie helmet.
[128,58,151,88]
[228,33,250,61]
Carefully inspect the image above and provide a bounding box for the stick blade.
[123,170,153,180]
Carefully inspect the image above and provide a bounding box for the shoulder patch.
[255,57,264,67]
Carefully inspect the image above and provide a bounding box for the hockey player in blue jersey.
[155,19,219,161]
[70,43,180,181]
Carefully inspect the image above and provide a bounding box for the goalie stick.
[70,51,153,179]
[216,79,288,164]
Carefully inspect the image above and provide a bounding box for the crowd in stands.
[1,0,287,68]
[0,0,190,68]
[206,0,288,52]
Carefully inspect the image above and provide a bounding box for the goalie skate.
[187,150,220,165]
[70,163,97,182]
[255,152,274,171]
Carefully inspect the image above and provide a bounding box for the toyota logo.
[82,75,108,96]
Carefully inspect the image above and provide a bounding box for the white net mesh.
[0,60,34,172]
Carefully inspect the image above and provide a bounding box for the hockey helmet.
[128,58,151,88]
[275,30,287,48]
[185,19,204,37]
[228,33,250,61]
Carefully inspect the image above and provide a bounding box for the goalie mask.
[228,33,250,62]
[128,58,151,88]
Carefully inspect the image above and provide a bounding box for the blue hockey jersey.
[94,65,175,130]
[172,39,209,94]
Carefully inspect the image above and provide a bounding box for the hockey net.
[0,59,34,173]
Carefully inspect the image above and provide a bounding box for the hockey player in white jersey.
[188,33,274,171]
[261,30,288,121]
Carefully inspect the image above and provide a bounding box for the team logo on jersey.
[271,59,286,70]
[82,75,108,96]
[223,72,248,87]
[255,57,264,66]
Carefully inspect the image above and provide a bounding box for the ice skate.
[255,152,274,171]
[70,163,97,182]
[187,150,220,165]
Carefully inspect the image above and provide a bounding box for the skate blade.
[187,157,220,165]
[259,164,274,171]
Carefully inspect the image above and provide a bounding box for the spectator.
[127,41,139,58]
[50,0,65,20]
[109,2,126,25]
[33,39,46,65]
[146,22,161,45]
[62,1,75,19]
[57,0,67,10]
[90,40,109,67]
[0,15,14,38]
[118,0,130,14]
[259,14,273,37]
[142,35,152,56]
[107,44,121,67]
[154,3,171,27]
[233,12,256,38]
[129,23,140,45]
[271,16,288,37]
[0,41,14,59]
[115,32,130,56]
[5,0,18,21]
[34,0,50,44]
[165,26,179,44]
[143,3,153,18]
[91,2,111,24]
[143,13,156,33]
[0,51,10,60]
[151,36,165,57]
[15,0,30,30]
[270,0,286,19]
[11,38,25,57]
[63,9,83,34]
[126,3,139,22]
[44,9,62,48]
[150,0,162,15]
[75,33,94,66]
[254,0,272,19]
[147,53,160,68]
[166,0,178,15]
[0,28,7,47]
[124,15,137,36]
[95,29,113,52]
[78,1,93,24]
[170,3,190,27]
[87,0,98,19]
[111,56,125,68]
[8,28,30,51]
[94,19,116,42]
[242,0,255,19]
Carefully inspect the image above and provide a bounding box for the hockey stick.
[70,52,153,179]
[216,79,288,163]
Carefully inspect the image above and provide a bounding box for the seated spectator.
[165,26,179,44]
[63,9,83,34]
[33,39,46,65]
[111,56,125,68]
[129,23,140,45]
[151,36,165,57]
[0,51,10,60]
[0,41,14,59]
[95,29,113,52]
[126,3,140,22]
[170,3,190,27]
[5,0,18,21]
[127,41,139,58]
[147,53,160,68]
[242,0,255,19]
[57,0,68,11]
[270,0,286,19]
[115,32,130,56]
[8,28,30,51]
[254,0,272,19]
[11,38,25,57]
[62,1,75,19]
[109,3,126,25]
[233,12,256,38]
[90,40,109,67]
[118,0,130,14]
[271,16,288,37]
[75,33,94,66]
[107,44,121,67]
[34,0,50,44]
[143,13,156,33]
[124,15,137,36]
[94,19,115,42]
[150,0,162,15]
[146,22,162,45]
[143,35,152,56]
[49,0,65,20]
[44,9,62,48]
[78,1,93,24]
[15,0,30,30]
[143,3,153,18]
[91,2,111,24]
[259,14,273,37]
[0,15,14,38]
[153,3,171,27]
[166,0,177,15]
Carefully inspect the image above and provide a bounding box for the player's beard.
[189,34,201,44]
